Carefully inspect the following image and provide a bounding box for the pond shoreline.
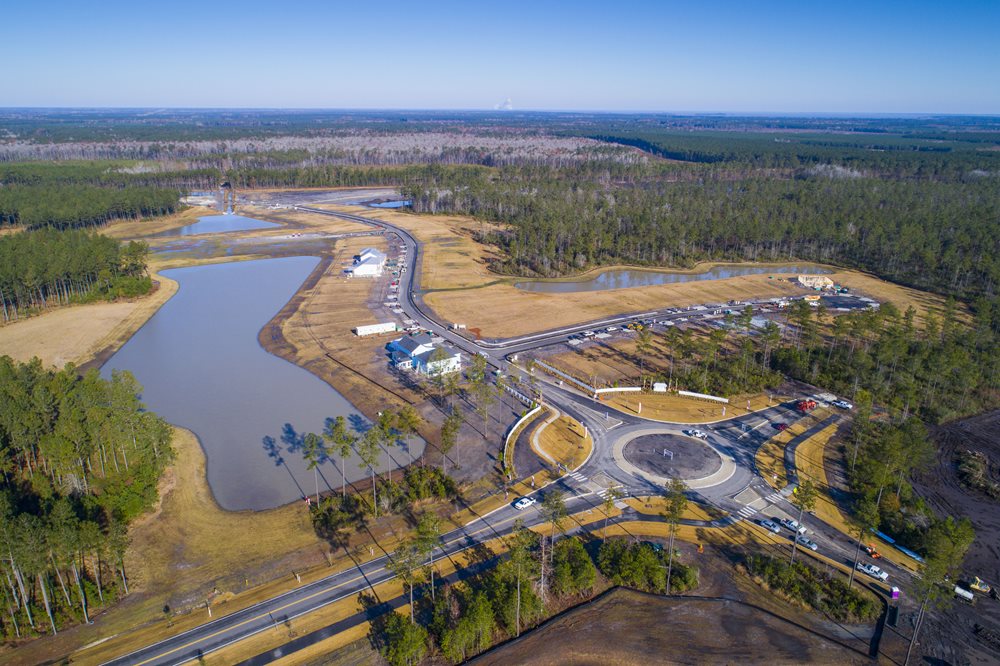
[515,261,833,293]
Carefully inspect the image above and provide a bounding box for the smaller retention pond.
[515,264,832,293]
[171,214,280,236]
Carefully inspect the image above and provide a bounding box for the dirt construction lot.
[904,409,1000,666]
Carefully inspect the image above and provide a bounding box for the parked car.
[606,326,619,332]
[795,535,819,551]
[833,400,854,410]
[684,429,708,439]
[857,562,889,582]
[757,518,781,534]
[780,518,806,534]
[513,497,537,510]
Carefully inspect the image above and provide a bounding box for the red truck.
[796,399,818,413]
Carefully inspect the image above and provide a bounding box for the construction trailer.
[354,322,399,337]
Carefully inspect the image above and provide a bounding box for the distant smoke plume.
[494,98,513,111]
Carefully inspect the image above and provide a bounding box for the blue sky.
[4,0,999,113]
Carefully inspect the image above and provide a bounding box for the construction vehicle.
[796,399,818,413]
[971,576,992,594]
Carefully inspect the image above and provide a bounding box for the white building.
[387,332,461,375]
[347,247,386,278]
[354,322,399,337]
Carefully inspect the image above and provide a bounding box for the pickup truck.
[857,562,889,582]
[780,518,807,534]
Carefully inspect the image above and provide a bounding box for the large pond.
[102,256,423,511]
[172,214,280,236]
[515,264,832,293]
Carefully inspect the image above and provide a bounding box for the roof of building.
[390,350,413,365]
[392,332,434,356]
[413,348,460,366]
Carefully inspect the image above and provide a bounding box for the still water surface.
[515,264,832,293]
[102,257,422,510]
[173,214,279,236]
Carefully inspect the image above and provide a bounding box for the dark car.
[773,422,789,431]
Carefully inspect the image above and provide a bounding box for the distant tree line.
[0,229,151,322]
[0,358,173,639]
[575,125,1000,178]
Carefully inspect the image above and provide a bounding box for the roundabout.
[623,433,722,480]
[612,427,737,490]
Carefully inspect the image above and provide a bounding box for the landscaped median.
[755,407,833,490]
[625,496,722,522]
[603,390,790,424]
[530,407,593,471]
[792,421,921,574]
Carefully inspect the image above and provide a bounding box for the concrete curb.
[611,428,737,490]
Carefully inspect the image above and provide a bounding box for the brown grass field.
[604,391,787,424]
[310,204,503,290]
[532,411,593,470]
[102,206,211,239]
[303,204,958,338]
[0,272,177,368]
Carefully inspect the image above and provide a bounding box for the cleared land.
[311,204,502,290]
[913,410,1000,666]
[310,204,956,338]
[473,587,869,666]
[0,272,177,368]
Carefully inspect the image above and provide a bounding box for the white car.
[757,518,781,534]
[833,400,853,410]
[513,497,537,510]
[795,535,819,551]
[857,562,889,582]
[684,429,708,439]
[780,518,807,534]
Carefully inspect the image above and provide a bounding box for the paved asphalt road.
[102,200,899,665]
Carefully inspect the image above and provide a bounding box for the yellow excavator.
[970,576,992,594]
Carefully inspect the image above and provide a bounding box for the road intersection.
[101,201,902,665]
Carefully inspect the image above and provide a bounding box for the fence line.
[678,390,730,404]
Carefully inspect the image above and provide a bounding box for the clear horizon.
[4,0,999,114]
